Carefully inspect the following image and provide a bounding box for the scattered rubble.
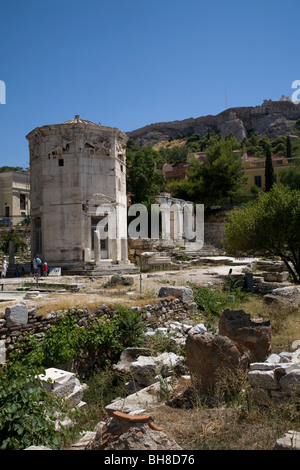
[85,410,183,450]
[273,430,300,450]
[38,368,87,409]
[103,274,134,288]
[248,349,300,404]
[219,309,272,362]
[105,378,175,416]
[185,329,248,396]
[263,286,300,309]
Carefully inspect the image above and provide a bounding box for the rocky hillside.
[127,100,300,147]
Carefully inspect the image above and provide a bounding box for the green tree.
[225,184,300,283]
[126,146,165,206]
[264,143,275,192]
[0,166,26,173]
[158,145,188,164]
[0,231,27,255]
[167,139,246,206]
[280,159,300,190]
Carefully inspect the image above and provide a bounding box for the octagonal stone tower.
[26,115,131,274]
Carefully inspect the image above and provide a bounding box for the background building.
[0,171,30,225]
[242,154,300,189]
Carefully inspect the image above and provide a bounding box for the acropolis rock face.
[127,100,300,146]
[26,116,129,271]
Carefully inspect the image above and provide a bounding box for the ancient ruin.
[26,116,133,275]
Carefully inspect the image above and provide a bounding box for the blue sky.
[0,0,299,168]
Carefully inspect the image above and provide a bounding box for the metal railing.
[0,215,30,227]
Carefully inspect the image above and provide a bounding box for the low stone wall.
[0,296,198,359]
[204,222,226,248]
[248,350,300,405]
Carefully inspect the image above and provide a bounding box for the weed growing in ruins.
[112,304,147,348]
[80,368,129,426]
[189,284,229,321]
[144,331,182,356]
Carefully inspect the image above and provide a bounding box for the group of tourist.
[0,253,49,279]
[31,254,48,278]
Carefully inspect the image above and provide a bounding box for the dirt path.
[0,257,256,317]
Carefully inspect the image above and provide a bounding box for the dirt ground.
[0,257,256,317]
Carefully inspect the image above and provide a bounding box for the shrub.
[0,306,147,449]
[0,231,27,255]
[191,285,229,319]
[0,361,73,450]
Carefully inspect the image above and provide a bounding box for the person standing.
[1,256,7,278]
[43,262,48,277]
[33,254,42,279]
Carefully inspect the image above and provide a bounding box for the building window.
[59,159,64,166]
[254,175,262,188]
[20,194,26,211]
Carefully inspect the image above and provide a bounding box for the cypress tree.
[265,143,274,192]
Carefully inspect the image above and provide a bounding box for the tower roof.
[61,115,101,126]
[26,115,128,141]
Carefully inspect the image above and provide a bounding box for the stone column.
[173,206,183,241]
[108,239,118,261]
[84,248,91,262]
[161,205,170,241]
[8,240,15,268]
[94,231,101,263]
[121,238,128,263]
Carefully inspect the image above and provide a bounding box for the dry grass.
[152,138,187,151]
[263,306,300,352]
[149,372,300,450]
[32,290,162,317]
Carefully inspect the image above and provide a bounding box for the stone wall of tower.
[26,116,128,266]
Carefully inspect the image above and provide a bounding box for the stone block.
[218,309,272,362]
[105,379,172,416]
[277,272,289,282]
[249,362,277,371]
[113,347,152,374]
[5,302,28,327]
[248,370,279,390]
[279,370,300,395]
[272,286,300,307]
[38,368,81,399]
[263,272,279,282]
[186,331,248,395]
[274,431,300,450]
[129,356,159,387]
[158,286,194,302]
[0,340,6,364]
